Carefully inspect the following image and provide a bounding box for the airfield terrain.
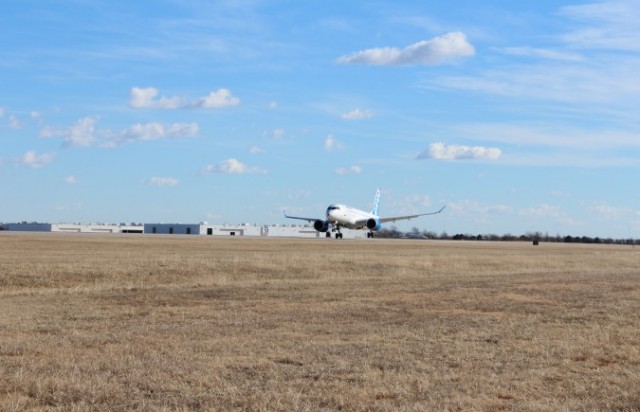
[0,233,639,411]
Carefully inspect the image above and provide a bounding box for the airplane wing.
[283,210,321,223]
[378,206,446,224]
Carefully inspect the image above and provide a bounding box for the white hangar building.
[143,223,365,239]
[1,222,365,239]
[3,223,143,234]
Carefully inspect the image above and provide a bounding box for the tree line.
[377,227,639,246]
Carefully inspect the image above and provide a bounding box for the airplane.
[283,188,445,239]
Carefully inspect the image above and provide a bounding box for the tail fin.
[371,188,381,216]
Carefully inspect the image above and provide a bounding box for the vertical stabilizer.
[371,188,381,216]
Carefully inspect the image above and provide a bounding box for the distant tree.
[422,230,437,239]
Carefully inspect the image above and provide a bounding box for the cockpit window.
[327,206,340,212]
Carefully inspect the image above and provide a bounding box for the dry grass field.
[1,233,639,411]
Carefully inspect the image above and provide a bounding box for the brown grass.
[1,233,639,411]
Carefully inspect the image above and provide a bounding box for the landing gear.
[367,232,374,239]
[332,226,343,239]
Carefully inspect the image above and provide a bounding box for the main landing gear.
[367,232,375,239]
[332,226,343,239]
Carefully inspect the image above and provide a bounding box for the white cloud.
[590,202,631,219]
[324,134,342,152]
[449,200,513,216]
[16,151,56,168]
[518,204,562,218]
[341,108,373,120]
[560,0,640,51]
[337,32,475,66]
[8,115,22,129]
[269,128,285,139]
[145,177,180,187]
[335,165,362,175]
[422,3,640,105]
[40,116,96,147]
[500,47,584,62]
[41,118,198,148]
[64,175,78,185]
[249,145,265,154]
[123,122,198,141]
[129,87,182,109]
[108,122,199,147]
[453,123,640,151]
[64,117,96,147]
[405,194,432,208]
[267,101,278,109]
[130,87,240,110]
[194,88,240,109]
[201,158,266,175]
[417,142,502,160]
[0,107,5,117]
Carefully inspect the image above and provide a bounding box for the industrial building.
[1,222,365,239]
[144,223,363,238]
[2,223,143,234]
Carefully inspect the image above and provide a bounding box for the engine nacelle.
[313,220,330,232]
[366,218,382,231]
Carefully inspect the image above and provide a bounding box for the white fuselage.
[326,204,377,230]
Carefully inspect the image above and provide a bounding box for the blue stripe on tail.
[371,188,381,215]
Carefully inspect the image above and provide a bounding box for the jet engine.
[314,220,330,232]
[366,218,382,231]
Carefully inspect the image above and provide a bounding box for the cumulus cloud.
[193,89,240,108]
[64,175,78,185]
[40,116,96,147]
[130,87,240,110]
[335,165,362,175]
[341,108,373,120]
[129,87,182,109]
[201,158,266,175]
[41,117,198,148]
[324,134,342,152]
[337,32,475,66]
[249,145,265,154]
[16,151,56,168]
[144,177,180,187]
[417,142,502,160]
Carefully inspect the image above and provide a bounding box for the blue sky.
[1,0,639,238]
